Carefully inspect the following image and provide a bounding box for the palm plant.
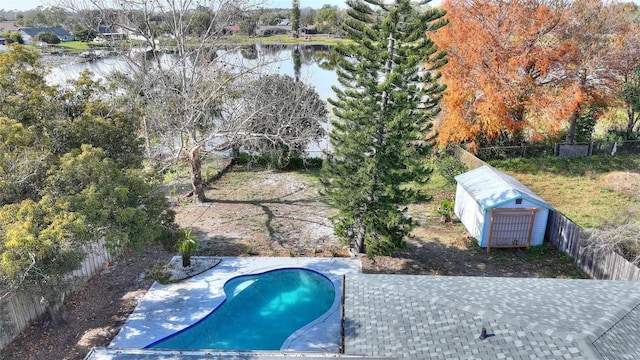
[177,228,199,267]
[437,199,455,224]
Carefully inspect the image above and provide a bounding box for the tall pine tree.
[321,0,447,256]
[291,0,301,38]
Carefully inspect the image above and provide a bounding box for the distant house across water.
[0,21,21,32]
[19,27,74,45]
[258,19,292,36]
[301,25,317,35]
[97,25,127,41]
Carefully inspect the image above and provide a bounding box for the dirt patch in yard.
[0,164,586,360]
[0,245,172,360]
[601,171,640,200]
[173,167,347,258]
[172,165,584,279]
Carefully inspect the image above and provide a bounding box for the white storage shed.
[454,165,553,251]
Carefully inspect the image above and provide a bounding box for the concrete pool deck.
[109,257,362,352]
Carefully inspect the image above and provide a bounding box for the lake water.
[46,45,338,155]
[47,45,337,99]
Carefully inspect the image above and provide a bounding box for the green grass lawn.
[489,154,640,228]
[54,41,91,51]
[46,35,342,55]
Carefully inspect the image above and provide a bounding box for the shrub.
[36,32,60,44]
[581,209,640,265]
[233,152,322,170]
[74,29,98,42]
[437,156,468,185]
[149,263,172,284]
[436,199,455,223]
[284,157,323,170]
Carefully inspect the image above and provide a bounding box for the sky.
[1,0,350,11]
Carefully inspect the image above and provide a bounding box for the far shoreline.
[37,36,344,68]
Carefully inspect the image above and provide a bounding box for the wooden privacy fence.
[454,146,487,170]
[546,210,640,281]
[0,240,115,350]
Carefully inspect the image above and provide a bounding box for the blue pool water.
[147,268,336,350]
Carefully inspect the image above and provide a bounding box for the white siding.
[455,165,553,248]
[454,184,484,241]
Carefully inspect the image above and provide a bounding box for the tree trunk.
[189,147,206,203]
[565,110,580,144]
[182,253,192,267]
[46,304,67,326]
[141,115,151,158]
[626,106,637,140]
[230,144,240,162]
[353,214,366,254]
[41,293,67,327]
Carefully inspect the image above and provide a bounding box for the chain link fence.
[476,140,640,161]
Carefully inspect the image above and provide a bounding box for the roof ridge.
[588,297,640,343]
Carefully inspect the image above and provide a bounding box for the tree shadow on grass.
[195,234,259,257]
[182,181,329,246]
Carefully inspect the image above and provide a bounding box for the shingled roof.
[344,275,640,359]
[0,21,20,31]
[19,26,72,38]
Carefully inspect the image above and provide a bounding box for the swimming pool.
[147,268,336,351]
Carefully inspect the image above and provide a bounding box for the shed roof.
[455,165,552,210]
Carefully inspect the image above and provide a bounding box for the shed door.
[487,208,538,251]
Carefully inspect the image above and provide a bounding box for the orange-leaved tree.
[433,0,638,151]
[433,0,573,152]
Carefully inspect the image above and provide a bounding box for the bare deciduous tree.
[217,74,327,167]
[58,0,326,203]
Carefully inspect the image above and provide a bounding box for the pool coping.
[109,257,362,352]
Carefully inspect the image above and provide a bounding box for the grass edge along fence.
[476,140,640,160]
[454,146,640,281]
[0,240,117,351]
